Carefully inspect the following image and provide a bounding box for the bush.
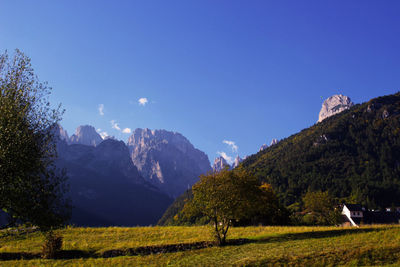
[41,231,63,259]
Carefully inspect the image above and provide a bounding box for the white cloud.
[99,131,109,139]
[98,104,104,116]
[110,120,121,131]
[217,151,233,165]
[122,128,132,134]
[223,140,238,153]
[138,97,148,106]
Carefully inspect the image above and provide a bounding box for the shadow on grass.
[0,250,94,261]
[252,227,387,244]
[246,245,400,266]
[0,252,40,260]
[0,226,391,261]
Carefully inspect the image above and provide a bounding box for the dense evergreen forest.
[160,93,400,225]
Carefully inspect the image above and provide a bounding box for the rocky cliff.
[212,156,229,172]
[318,94,354,122]
[259,138,279,151]
[127,128,211,197]
[70,125,103,146]
[232,155,243,169]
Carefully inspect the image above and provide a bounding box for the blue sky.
[1,1,399,164]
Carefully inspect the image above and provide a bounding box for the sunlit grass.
[1,225,399,266]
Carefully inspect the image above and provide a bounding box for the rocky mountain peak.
[232,155,243,169]
[260,138,279,151]
[212,156,229,172]
[270,138,279,146]
[127,128,194,155]
[127,128,211,197]
[70,125,103,146]
[259,144,268,151]
[318,94,354,122]
[53,124,70,143]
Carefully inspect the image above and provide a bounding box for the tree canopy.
[0,49,69,230]
[182,168,283,245]
[301,191,342,225]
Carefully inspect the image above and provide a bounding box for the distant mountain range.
[55,125,211,226]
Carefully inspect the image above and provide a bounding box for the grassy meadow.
[1,225,400,266]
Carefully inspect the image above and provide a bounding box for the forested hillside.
[242,92,400,208]
[160,93,400,225]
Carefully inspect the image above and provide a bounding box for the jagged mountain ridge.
[55,133,173,226]
[127,128,212,197]
[232,155,243,169]
[54,124,213,225]
[212,156,230,172]
[259,138,279,152]
[69,125,103,146]
[59,125,211,198]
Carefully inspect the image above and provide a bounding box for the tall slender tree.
[0,49,69,230]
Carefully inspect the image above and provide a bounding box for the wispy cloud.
[122,128,132,134]
[138,97,148,106]
[223,140,238,153]
[217,151,233,164]
[110,120,121,131]
[98,104,104,116]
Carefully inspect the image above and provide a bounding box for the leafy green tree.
[0,49,69,231]
[302,191,341,225]
[183,168,262,245]
[253,183,290,225]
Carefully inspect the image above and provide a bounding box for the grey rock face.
[382,109,389,119]
[54,124,70,143]
[212,156,229,172]
[270,139,279,146]
[259,144,268,151]
[260,139,278,151]
[232,155,243,169]
[70,125,103,146]
[60,139,144,184]
[318,95,354,122]
[127,128,211,198]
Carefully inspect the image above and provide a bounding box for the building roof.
[344,204,363,212]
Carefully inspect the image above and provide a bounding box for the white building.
[342,204,364,227]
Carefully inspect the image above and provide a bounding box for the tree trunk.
[221,221,230,246]
[214,217,222,245]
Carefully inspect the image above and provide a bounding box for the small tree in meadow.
[183,168,261,245]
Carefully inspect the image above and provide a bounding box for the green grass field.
[1,225,400,266]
